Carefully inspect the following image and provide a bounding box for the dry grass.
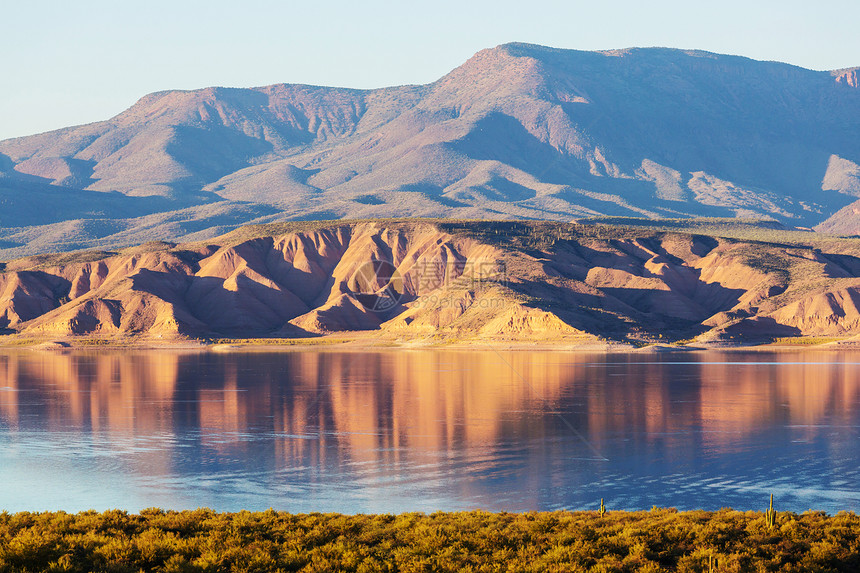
[770,337,846,346]
[0,508,857,572]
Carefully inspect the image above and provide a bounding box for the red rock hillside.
[3,220,860,344]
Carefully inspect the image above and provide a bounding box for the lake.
[0,349,858,514]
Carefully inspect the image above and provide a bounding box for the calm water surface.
[0,349,858,514]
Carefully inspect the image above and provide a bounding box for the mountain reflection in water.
[0,350,858,513]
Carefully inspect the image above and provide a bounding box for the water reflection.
[0,350,858,513]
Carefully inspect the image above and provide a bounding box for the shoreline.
[2,333,860,353]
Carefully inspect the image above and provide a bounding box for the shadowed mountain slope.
[2,43,860,257]
[4,219,860,344]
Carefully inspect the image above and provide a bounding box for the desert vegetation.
[0,508,858,572]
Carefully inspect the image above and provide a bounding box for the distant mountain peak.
[1,43,860,258]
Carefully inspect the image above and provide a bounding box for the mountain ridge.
[1,43,859,258]
[5,219,860,345]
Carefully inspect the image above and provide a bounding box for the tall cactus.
[599,498,606,518]
[765,493,777,529]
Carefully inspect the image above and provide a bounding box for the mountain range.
[4,220,860,344]
[1,43,859,258]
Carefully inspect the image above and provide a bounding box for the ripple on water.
[1,350,860,513]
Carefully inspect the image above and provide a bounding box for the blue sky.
[2,0,858,141]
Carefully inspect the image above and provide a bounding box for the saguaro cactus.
[765,493,777,529]
[599,498,606,518]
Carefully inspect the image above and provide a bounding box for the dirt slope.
[3,220,860,343]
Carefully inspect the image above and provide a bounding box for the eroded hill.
[3,220,860,345]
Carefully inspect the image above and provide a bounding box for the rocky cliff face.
[1,44,859,259]
[3,220,860,343]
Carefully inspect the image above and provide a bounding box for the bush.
[0,509,858,572]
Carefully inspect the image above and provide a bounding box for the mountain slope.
[1,43,859,257]
[4,220,860,344]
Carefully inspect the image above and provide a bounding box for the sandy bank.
[3,332,860,354]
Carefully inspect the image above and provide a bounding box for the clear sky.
[2,0,858,141]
